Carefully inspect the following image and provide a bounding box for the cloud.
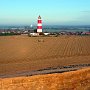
[81,10,90,13]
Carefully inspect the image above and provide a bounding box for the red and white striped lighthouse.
[37,15,42,33]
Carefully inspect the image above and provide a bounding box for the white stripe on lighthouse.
[38,19,41,20]
[37,24,42,26]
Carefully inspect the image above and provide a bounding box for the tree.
[34,29,37,33]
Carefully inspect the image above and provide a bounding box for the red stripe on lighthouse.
[38,20,42,23]
[37,26,42,29]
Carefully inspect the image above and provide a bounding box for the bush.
[0,33,21,36]
[39,32,44,35]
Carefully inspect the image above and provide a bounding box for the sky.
[0,0,90,25]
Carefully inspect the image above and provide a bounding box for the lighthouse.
[37,15,42,33]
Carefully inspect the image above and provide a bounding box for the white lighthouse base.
[37,29,42,33]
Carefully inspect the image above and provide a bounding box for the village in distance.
[0,15,90,37]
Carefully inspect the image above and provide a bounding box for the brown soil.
[0,35,90,77]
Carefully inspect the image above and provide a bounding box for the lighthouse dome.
[38,15,41,19]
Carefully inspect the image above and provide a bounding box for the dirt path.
[0,64,90,78]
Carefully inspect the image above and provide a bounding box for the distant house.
[44,33,50,36]
[82,32,90,35]
[85,32,90,35]
[29,33,39,36]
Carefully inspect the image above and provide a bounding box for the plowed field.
[0,35,90,76]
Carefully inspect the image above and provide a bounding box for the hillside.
[0,68,90,90]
